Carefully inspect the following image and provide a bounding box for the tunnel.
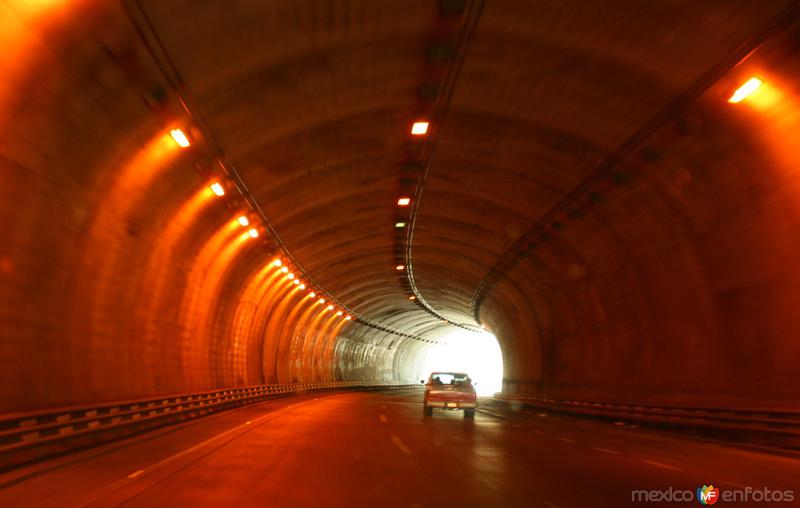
[1,1,799,506]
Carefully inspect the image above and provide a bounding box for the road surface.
[1,389,798,507]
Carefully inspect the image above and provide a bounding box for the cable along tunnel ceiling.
[1,0,799,415]
[136,0,790,337]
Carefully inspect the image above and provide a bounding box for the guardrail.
[493,393,800,449]
[0,381,420,471]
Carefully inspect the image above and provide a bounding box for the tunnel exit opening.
[420,330,503,396]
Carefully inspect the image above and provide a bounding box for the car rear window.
[431,373,470,385]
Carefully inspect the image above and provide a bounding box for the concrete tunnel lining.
[0,0,799,417]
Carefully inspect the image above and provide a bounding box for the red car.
[422,372,477,418]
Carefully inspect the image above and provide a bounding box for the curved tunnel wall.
[2,0,800,416]
[0,2,424,412]
[485,48,800,408]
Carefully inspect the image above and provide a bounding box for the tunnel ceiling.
[132,0,791,338]
[4,0,800,412]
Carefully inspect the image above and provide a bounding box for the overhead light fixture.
[170,128,191,148]
[411,121,429,135]
[395,222,406,228]
[318,298,325,304]
[293,279,300,285]
[408,295,416,300]
[729,77,762,103]
[396,265,405,271]
[281,267,288,273]
[481,324,487,330]
[326,304,334,311]
[273,259,282,267]
[210,182,225,196]
[299,284,306,290]
[345,315,352,321]
[397,197,411,206]
[247,228,259,238]
[287,273,295,279]
[237,215,250,227]
[309,292,316,298]
[336,311,343,316]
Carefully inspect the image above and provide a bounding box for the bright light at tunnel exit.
[420,330,503,396]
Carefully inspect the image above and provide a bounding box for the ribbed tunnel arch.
[2,0,800,428]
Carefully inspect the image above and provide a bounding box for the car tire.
[464,409,475,418]
[424,405,433,417]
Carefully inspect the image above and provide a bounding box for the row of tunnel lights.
[394,121,487,331]
[166,76,762,329]
[167,128,352,322]
[394,78,763,322]
[393,121,427,302]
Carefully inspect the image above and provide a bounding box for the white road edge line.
[640,459,681,471]
[591,447,620,455]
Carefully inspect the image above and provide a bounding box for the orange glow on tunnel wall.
[284,294,327,382]
[739,74,800,193]
[65,130,192,390]
[241,269,296,383]
[296,308,333,381]
[135,186,217,369]
[189,230,253,375]
[176,219,246,387]
[278,290,320,382]
[227,263,279,383]
[0,0,72,122]
[262,281,304,383]
[314,315,348,381]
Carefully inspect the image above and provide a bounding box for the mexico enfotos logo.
[631,485,795,504]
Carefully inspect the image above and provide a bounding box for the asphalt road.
[0,388,798,507]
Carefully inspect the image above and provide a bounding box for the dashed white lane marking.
[591,447,620,455]
[391,435,412,455]
[127,470,144,479]
[379,414,388,423]
[544,500,560,508]
[640,459,681,471]
[556,437,577,444]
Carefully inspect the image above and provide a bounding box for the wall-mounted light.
[411,121,429,135]
[237,215,250,227]
[170,128,191,148]
[396,265,405,271]
[397,197,411,206]
[408,295,416,300]
[210,182,225,196]
[729,77,762,103]
[395,222,406,228]
[247,228,259,238]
